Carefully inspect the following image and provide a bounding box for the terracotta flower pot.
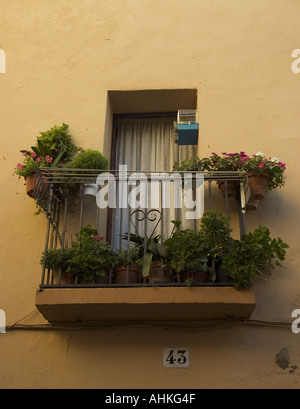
[181,270,210,284]
[217,180,238,198]
[95,271,110,284]
[247,172,270,200]
[25,173,36,198]
[246,198,260,211]
[114,264,140,284]
[53,270,75,285]
[149,261,173,284]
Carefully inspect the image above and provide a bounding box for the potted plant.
[69,149,110,200]
[15,123,79,197]
[67,225,116,284]
[69,149,109,173]
[172,156,206,172]
[113,247,141,284]
[240,152,286,201]
[41,248,75,285]
[122,232,171,284]
[221,225,289,289]
[198,210,233,282]
[164,220,213,286]
[173,153,242,197]
[205,152,245,197]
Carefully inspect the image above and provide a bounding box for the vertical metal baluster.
[239,180,247,238]
[48,199,56,285]
[193,173,197,232]
[224,179,231,258]
[95,185,100,232]
[126,203,131,285]
[224,179,229,220]
[79,184,84,234]
[41,185,53,287]
[58,189,69,286]
[209,180,212,210]
[160,179,164,282]
[144,208,148,286]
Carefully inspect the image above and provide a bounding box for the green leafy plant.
[173,156,207,172]
[114,247,140,267]
[221,226,289,289]
[175,151,286,192]
[15,123,79,178]
[164,222,212,285]
[67,225,116,283]
[205,152,244,172]
[122,232,168,278]
[198,210,232,272]
[41,227,116,284]
[241,151,286,191]
[69,149,109,171]
[41,248,75,272]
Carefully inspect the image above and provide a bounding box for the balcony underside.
[35,287,256,324]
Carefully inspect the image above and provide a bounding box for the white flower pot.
[83,183,98,203]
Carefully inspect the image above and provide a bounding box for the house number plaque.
[163,348,190,368]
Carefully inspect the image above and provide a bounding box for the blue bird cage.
[175,110,199,146]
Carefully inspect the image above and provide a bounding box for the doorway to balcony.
[108,113,197,248]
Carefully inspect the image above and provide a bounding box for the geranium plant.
[67,225,116,283]
[14,123,79,179]
[221,225,289,289]
[15,150,56,178]
[173,151,286,192]
[207,152,244,172]
[241,152,286,191]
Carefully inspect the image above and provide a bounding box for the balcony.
[34,167,255,324]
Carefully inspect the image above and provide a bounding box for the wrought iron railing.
[35,168,249,288]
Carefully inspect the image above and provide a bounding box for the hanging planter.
[246,198,260,211]
[83,183,98,203]
[247,171,271,200]
[217,180,238,198]
[25,173,36,198]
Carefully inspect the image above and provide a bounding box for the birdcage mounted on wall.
[175,109,199,146]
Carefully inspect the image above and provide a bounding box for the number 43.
[163,348,189,368]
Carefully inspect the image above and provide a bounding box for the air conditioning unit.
[175,109,199,146]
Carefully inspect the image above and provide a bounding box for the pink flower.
[278,162,286,169]
[258,163,264,168]
[35,158,41,164]
[22,151,27,157]
[45,155,53,163]
[17,163,24,169]
[30,151,36,158]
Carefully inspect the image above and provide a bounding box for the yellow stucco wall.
[1,0,300,389]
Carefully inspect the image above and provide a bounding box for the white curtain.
[112,116,197,249]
